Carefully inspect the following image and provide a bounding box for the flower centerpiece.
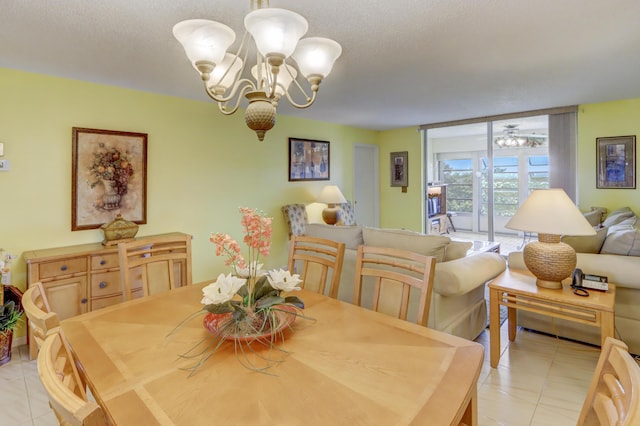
[175,207,305,374]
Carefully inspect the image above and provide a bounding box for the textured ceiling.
[2,0,640,130]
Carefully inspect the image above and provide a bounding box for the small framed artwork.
[390,151,408,187]
[596,135,636,189]
[288,138,330,181]
[72,127,148,230]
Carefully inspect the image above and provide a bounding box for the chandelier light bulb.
[172,19,236,67]
[208,53,244,93]
[251,63,297,99]
[244,8,308,58]
[292,37,342,79]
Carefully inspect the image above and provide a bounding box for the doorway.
[353,144,380,227]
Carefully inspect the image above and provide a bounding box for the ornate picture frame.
[390,151,408,187]
[596,135,636,189]
[72,127,148,230]
[288,138,330,181]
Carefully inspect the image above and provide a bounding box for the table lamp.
[504,188,596,289]
[317,185,347,225]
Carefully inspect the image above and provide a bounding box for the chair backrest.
[118,234,192,301]
[353,245,436,326]
[288,235,346,299]
[37,330,108,425]
[577,337,640,426]
[22,282,60,351]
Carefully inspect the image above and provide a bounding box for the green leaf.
[255,295,285,310]
[203,303,233,314]
[237,283,249,298]
[253,277,278,301]
[284,296,305,309]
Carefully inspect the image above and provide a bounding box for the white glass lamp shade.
[208,53,244,92]
[244,8,308,58]
[251,63,297,97]
[504,189,595,236]
[173,19,235,66]
[292,37,342,78]
[317,185,347,205]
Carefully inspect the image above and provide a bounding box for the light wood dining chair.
[354,245,436,326]
[118,233,192,301]
[21,282,59,356]
[37,329,108,425]
[288,235,346,298]
[577,336,640,426]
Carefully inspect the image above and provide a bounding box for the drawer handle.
[99,282,107,289]
[60,265,68,271]
[81,298,87,304]
[100,259,107,265]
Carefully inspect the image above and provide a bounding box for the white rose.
[201,273,246,305]
[267,269,303,292]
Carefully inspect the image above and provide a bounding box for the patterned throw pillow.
[337,202,356,226]
[281,204,308,237]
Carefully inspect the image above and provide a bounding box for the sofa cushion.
[362,227,449,262]
[445,240,473,261]
[601,216,640,256]
[281,204,308,237]
[305,223,363,250]
[602,207,634,227]
[561,226,608,253]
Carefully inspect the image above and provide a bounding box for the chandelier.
[494,124,546,148]
[173,0,342,141]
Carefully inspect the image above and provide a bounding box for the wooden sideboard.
[24,232,191,359]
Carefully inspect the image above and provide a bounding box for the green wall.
[577,99,640,213]
[0,67,377,298]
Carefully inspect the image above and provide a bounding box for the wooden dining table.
[61,282,484,425]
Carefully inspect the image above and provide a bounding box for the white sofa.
[302,223,506,341]
[507,206,640,355]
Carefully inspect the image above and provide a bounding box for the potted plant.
[0,288,24,365]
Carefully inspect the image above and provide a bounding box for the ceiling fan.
[494,124,547,148]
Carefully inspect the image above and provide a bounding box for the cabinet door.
[43,276,89,320]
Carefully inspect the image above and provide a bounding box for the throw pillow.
[602,207,634,227]
[281,204,308,237]
[600,216,640,256]
[561,226,608,254]
[305,223,364,250]
[583,210,603,227]
[361,227,449,262]
[444,240,473,261]
[337,202,357,226]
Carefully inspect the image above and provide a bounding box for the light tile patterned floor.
[0,323,609,425]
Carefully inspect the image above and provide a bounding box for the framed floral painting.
[72,127,147,231]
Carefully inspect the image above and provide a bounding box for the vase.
[203,305,297,343]
[0,330,13,366]
[101,179,121,210]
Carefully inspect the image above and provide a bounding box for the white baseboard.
[12,335,26,348]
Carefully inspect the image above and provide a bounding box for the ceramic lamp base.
[322,205,340,225]
[523,234,576,290]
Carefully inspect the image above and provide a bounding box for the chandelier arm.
[204,78,257,104]
[215,84,256,116]
[281,87,317,109]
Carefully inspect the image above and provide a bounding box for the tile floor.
[0,323,619,426]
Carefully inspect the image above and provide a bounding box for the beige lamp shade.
[317,185,347,225]
[505,189,596,289]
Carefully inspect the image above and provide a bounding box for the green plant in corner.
[0,299,23,335]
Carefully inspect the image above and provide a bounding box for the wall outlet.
[0,159,10,171]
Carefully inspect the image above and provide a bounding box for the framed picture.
[72,127,148,230]
[390,151,408,187]
[288,138,330,181]
[596,135,636,189]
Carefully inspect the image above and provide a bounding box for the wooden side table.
[488,268,616,368]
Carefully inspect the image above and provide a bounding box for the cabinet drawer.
[91,253,119,271]
[39,258,87,279]
[91,271,122,298]
[90,295,123,311]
